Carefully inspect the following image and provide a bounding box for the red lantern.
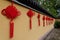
[46,17,50,25]
[27,9,35,30]
[46,16,49,26]
[52,18,54,23]
[43,16,45,27]
[48,17,51,25]
[37,14,40,26]
[50,18,54,24]
[1,1,20,39]
[48,17,53,25]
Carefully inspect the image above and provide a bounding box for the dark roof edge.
[12,0,56,18]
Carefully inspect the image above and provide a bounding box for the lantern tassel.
[10,19,14,39]
[46,19,48,26]
[43,16,45,27]
[30,18,32,30]
[43,20,45,27]
[38,19,40,26]
[37,14,40,26]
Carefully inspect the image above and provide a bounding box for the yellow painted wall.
[0,0,55,40]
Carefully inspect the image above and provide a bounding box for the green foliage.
[36,0,58,18]
[54,21,60,28]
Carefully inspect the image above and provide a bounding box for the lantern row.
[1,0,54,40]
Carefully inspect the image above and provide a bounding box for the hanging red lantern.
[43,16,45,27]
[46,16,48,26]
[27,9,35,30]
[52,18,54,24]
[49,17,54,25]
[48,17,51,25]
[49,17,51,25]
[50,18,54,24]
[46,17,50,25]
[37,14,40,26]
[1,0,20,39]
[46,16,51,26]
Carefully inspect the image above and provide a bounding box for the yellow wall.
[0,0,55,40]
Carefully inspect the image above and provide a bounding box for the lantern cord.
[11,0,13,6]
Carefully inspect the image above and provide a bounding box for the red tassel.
[30,18,32,30]
[43,20,45,27]
[48,17,51,25]
[38,19,40,26]
[43,16,45,27]
[47,17,50,25]
[46,17,49,26]
[46,17,47,26]
[10,19,14,38]
[50,18,54,24]
[37,14,40,26]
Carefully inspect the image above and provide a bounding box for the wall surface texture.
[0,0,55,40]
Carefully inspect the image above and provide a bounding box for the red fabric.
[43,16,45,27]
[37,14,40,26]
[27,9,35,30]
